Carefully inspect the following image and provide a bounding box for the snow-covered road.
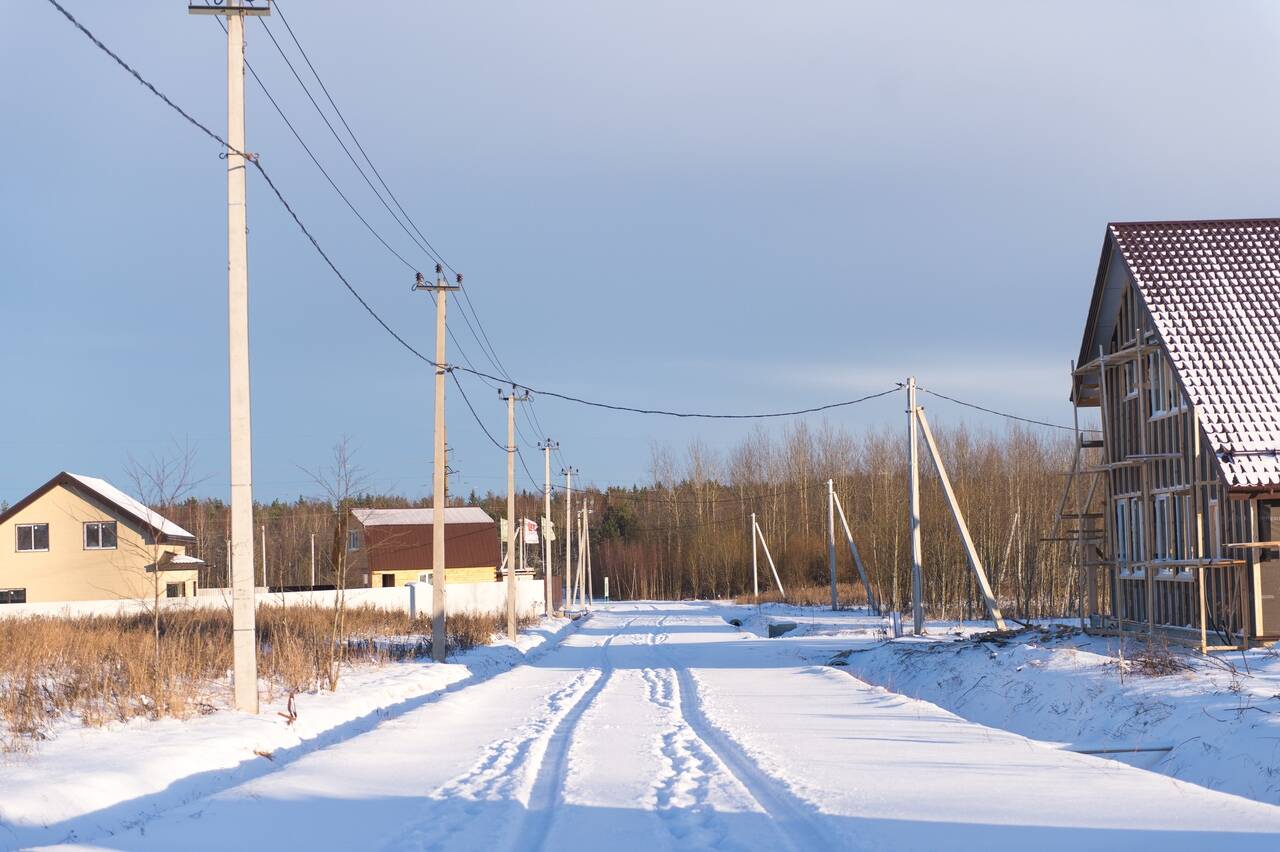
[44,603,1280,851]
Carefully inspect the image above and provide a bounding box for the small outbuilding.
[346,507,500,588]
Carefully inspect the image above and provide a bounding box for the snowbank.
[722,602,1280,807]
[0,615,579,851]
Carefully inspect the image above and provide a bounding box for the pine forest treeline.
[167,421,1079,621]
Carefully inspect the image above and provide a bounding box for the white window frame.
[347,529,362,551]
[1152,495,1169,561]
[83,521,118,551]
[1130,497,1144,564]
[1123,360,1138,399]
[1114,501,1130,563]
[16,523,49,553]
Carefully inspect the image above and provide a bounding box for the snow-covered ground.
[6,602,1279,851]
[728,602,1280,807]
[0,616,578,851]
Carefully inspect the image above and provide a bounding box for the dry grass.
[0,605,534,749]
[733,582,870,609]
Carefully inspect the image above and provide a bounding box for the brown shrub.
[733,582,870,609]
[0,605,536,749]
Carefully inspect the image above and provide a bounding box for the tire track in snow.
[516,616,646,851]
[653,634,845,851]
[386,616,639,852]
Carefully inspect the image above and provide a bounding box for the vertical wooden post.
[751,511,759,601]
[827,478,837,610]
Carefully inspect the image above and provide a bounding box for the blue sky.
[5,0,1280,502]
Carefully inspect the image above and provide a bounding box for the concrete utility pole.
[261,524,267,588]
[827,478,837,611]
[310,532,316,589]
[190,0,270,714]
[414,266,460,662]
[500,387,530,640]
[561,466,577,610]
[585,501,594,609]
[907,376,924,635]
[539,439,557,617]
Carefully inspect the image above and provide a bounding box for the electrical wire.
[918,387,1101,433]
[45,4,1086,435]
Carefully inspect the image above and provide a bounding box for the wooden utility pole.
[907,376,924,635]
[539,439,557,616]
[827,478,837,610]
[561,466,577,610]
[501,387,530,639]
[752,515,785,597]
[190,0,270,713]
[832,491,877,613]
[751,511,759,600]
[414,267,460,661]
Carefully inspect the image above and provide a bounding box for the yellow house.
[0,472,202,605]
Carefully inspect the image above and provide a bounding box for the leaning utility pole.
[907,376,924,635]
[539,439,557,616]
[190,0,270,714]
[414,266,460,662]
[561,466,577,610]
[501,386,530,640]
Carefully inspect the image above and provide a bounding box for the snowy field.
[4,602,1280,850]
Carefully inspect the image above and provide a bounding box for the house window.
[84,521,118,550]
[1123,360,1137,399]
[0,589,26,605]
[347,530,362,551]
[166,582,184,598]
[16,523,49,552]
[1169,494,1186,561]
[1129,497,1144,563]
[1114,501,1130,563]
[1152,495,1169,561]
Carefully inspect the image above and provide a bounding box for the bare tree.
[302,436,368,691]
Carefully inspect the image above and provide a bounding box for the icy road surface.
[44,602,1280,851]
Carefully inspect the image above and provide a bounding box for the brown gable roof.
[1107,218,1280,489]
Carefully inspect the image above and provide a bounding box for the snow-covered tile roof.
[67,473,196,539]
[351,507,494,526]
[1110,219,1280,489]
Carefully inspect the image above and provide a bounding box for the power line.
[918,387,1101,434]
[253,14,439,266]
[45,5,1076,433]
[271,0,453,273]
[210,16,418,273]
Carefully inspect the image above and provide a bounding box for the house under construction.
[1071,218,1280,649]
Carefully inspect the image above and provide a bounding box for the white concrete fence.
[0,580,545,621]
